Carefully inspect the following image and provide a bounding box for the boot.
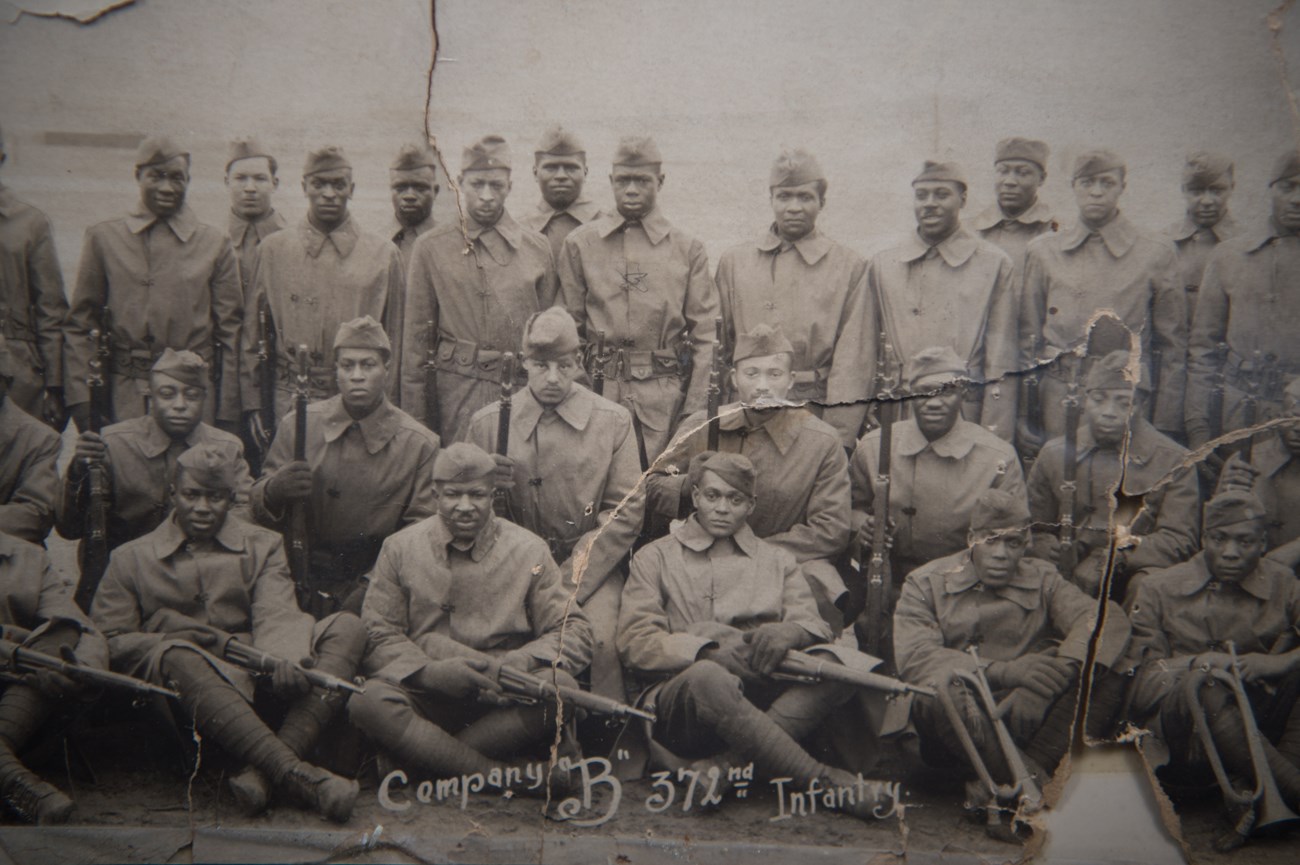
[229,689,347,816]
[278,761,358,823]
[0,685,72,824]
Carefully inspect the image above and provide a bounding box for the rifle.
[1207,341,1228,442]
[211,333,224,422]
[74,326,112,613]
[288,345,313,611]
[1241,349,1264,464]
[493,352,517,520]
[772,649,936,698]
[224,639,364,696]
[591,330,608,398]
[1057,363,1082,581]
[497,665,655,723]
[706,316,723,450]
[857,327,897,658]
[0,637,178,699]
[255,296,277,451]
[422,320,440,433]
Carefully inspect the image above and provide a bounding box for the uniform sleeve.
[381,247,406,407]
[780,557,833,642]
[398,434,440,527]
[557,235,590,341]
[1184,250,1229,444]
[1125,462,1200,572]
[519,549,593,674]
[646,410,703,521]
[248,533,315,663]
[65,228,108,408]
[20,546,109,670]
[847,433,877,538]
[534,239,559,310]
[570,411,644,605]
[1026,446,1060,559]
[1148,244,1187,436]
[399,240,438,424]
[0,427,60,544]
[764,437,851,562]
[360,541,440,682]
[90,549,165,673]
[979,255,1020,441]
[237,252,267,416]
[617,545,711,674]
[894,571,976,686]
[249,413,295,528]
[209,237,243,423]
[822,255,873,447]
[1126,576,1191,720]
[29,214,68,389]
[714,250,737,366]
[1044,570,1113,664]
[681,240,720,415]
[1018,242,1049,366]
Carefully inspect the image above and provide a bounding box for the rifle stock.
[1058,365,1082,581]
[859,328,897,658]
[497,665,655,723]
[773,649,935,698]
[256,296,277,450]
[1241,349,1264,464]
[0,638,178,699]
[493,353,517,520]
[74,326,112,613]
[591,330,608,397]
[224,640,364,695]
[423,320,440,433]
[288,345,313,611]
[706,316,723,450]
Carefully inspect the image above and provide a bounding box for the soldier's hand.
[32,667,81,700]
[412,657,501,699]
[999,687,1055,743]
[68,402,91,434]
[270,656,311,698]
[1193,651,1233,672]
[491,454,517,491]
[1216,460,1259,493]
[1015,417,1044,462]
[1074,551,1108,596]
[266,461,313,508]
[1235,652,1292,683]
[987,654,1076,698]
[42,388,68,430]
[699,640,763,688]
[854,515,895,553]
[744,622,805,676]
[73,431,108,465]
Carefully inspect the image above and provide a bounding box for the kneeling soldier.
[92,445,366,822]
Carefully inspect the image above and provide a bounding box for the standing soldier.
[240,146,404,437]
[400,135,556,442]
[1020,149,1184,444]
[715,149,873,447]
[0,337,60,544]
[1164,153,1237,320]
[225,137,286,296]
[466,307,640,702]
[66,136,241,430]
[0,121,68,426]
[870,161,1018,440]
[559,135,718,461]
[254,317,439,617]
[387,143,439,270]
[971,138,1056,271]
[520,125,603,262]
[1186,150,1300,459]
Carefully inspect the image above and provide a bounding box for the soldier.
[225,137,286,296]
[0,121,68,426]
[0,534,108,823]
[466,307,639,702]
[387,143,439,269]
[57,349,252,557]
[240,146,404,436]
[619,452,895,820]
[65,136,241,430]
[1019,149,1184,444]
[895,489,1129,835]
[253,316,439,617]
[850,346,1025,588]
[348,443,593,790]
[714,149,873,447]
[971,137,1056,270]
[399,135,557,442]
[559,135,719,461]
[91,446,366,822]
[1186,150,1300,459]
[1126,490,1300,851]
[650,324,852,631]
[1164,153,1237,317]
[520,125,603,261]
[869,161,1018,440]
[1027,350,1199,599]
[0,336,60,544]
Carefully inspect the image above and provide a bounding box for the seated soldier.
[0,336,61,544]
[253,316,440,617]
[620,452,896,821]
[91,445,365,822]
[1028,350,1199,598]
[650,324,852,632]
[1127,490,1300,852]
[895,489,1129,837]
[348,443,593,793]
[0,534,108,823]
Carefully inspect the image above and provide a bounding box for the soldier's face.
[994,160,1044,217]
[913,181,965,242]
[149,373,206,438]
[1083,388,1135,446]
[731,353,794,405]
[335,348,388,415]
[171,471,233,542]
[136,156,190,218]
[610,166,662,219]
[692,470,755,539]
[912,382,965,440]
[303,169,354,230]
[435,480,493,542]
[1073,170,1125,226]
[770,182,823,242]
[1203,521,1267,583]
[523,354,581,408]
[1271,177,1300,232]
[1182,179,1232,229]
[460,168,511,227]
[969,528,1030,588]
[226,157,278,220]
[390,168,438,227]
[534,155,587,210]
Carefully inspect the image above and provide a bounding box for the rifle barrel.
[0,640,179,698]
[498,666,655,722]
[224,641,364,695]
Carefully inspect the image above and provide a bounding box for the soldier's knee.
[347,679,404,728]
[157,644,216,688]
[551,669,580,692]
[316,611,367,657]
[679,660,744,711]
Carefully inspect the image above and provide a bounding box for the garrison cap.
[1182,152,1233,186]
[612,136,663,168]
[390,143,438,173]
[534,124,586,159]
[151,348,209,389]
[303,145,351,177]
[226,137,274,172]
[433,442,497,484]
[733,324,795,364]
[1203,489,1267,531]
[969,488,1032,537]
[769,148,825,188]
[522,307,580,361]
[1269,149,1300,187]
[135,136,190,170]
[0,335,15,379]
[1085,349,1149,393]
[176,445,238,492]
[905,345,967,389]
[1072,149,1126,181]
[912,160,967,191]
[333,315,391,355]
[461,135,511,173]
[995,137,1049,171]
[688,451,756,498]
